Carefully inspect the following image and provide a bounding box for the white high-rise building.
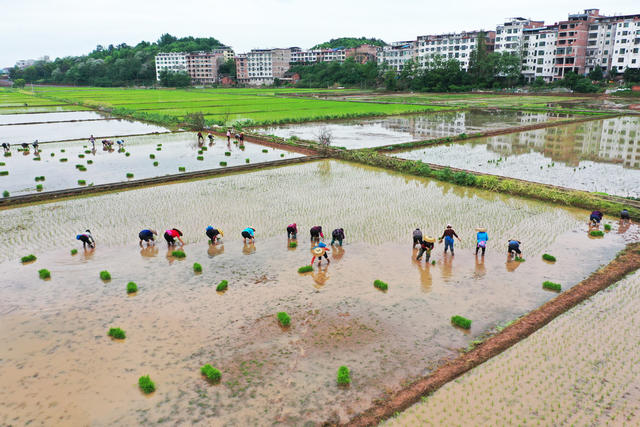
[610,18,640,73]
[155,52,187,80]
[416,31,495,71]
[378,41,417,72]
[495,18,545,56]
[522,26,558,82]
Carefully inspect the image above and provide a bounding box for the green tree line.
[311,37,387,50]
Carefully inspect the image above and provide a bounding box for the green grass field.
[24,87,447,126]
[0,90,86,113]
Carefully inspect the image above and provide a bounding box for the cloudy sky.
[1,0,638,68]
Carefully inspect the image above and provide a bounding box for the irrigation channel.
[1,160,638,425]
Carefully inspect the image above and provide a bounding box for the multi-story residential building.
[290,47,346,64]
[522,26,558,82]
[155,52,188,80]
[378,41,417,72]
[187,51,225,85]
[495,18,545,56]
[553,8,602,79]
[211,47,235,62]
[235,48,293,85]
[235,54,248,81]
[416,30,495,71]
[345,44,380,63]
[610,17,640,73]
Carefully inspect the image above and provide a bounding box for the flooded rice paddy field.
[254,110,574,149]
[386,270,640,426]
[0,116,169,144]
[0,111,108,125]
[394,116,640,198]
[0,160,637,425]
[0,132,302,196]
[0,105,88,114]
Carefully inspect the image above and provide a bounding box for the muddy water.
[0,132,301,196]
[0,111,107,125]
[0,117,169,143]
[254,110,573,149]
[0,160,636,425]
[394,116,640,198]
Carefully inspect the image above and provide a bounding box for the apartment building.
[345,44,380,63]
[553,9,602,79]
[416,31,495,71]
[187,51,225,85]
[290,47,346,63]
[155,52,188,80]
[495,18,545,56]
[610,17,640,73]
[522,26,558,82]
[378,41,417,72]
[234,48,293,85]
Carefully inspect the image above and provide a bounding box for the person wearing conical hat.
[310,241,330,266]
[416,236,435,262]
[475,227,489,256]
[206,226,223,244]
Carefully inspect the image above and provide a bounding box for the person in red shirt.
[164,228,184,246]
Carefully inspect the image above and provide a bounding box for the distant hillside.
[311,37,387,50]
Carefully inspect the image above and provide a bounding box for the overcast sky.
[1,0,638,68]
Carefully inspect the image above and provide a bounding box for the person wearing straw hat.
[416,236,435,262]
[475,227,489,256]
[439,224,461,255]
[205,226,223,244]
[310,241,330,265]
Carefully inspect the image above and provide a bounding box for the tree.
[217,59,236,77]
[12,78,26,88]
[588,67,604,81]
[159,70,191,87]
[623,67,640,84]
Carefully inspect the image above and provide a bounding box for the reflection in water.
[208,243,225,257]
[242,242,256,255]
[332,245,345,262]
[441,254,454,281]
[506,256,523,272]
[474,255,487,278]
[140,246,159,258]
[411,250,433,292]
[81,247,95,261]
[311,264,330,288]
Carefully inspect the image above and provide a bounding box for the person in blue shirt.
[475,227,489,256]
[241,227,255,243]
[508,239,522,258]
[138,229,157,247]
[311,241,330,265]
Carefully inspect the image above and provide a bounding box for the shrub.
[100,270,111,281]
[126,173,134,178]
[108,327,126,339]
[2,190,9,198]
[590,230,605,237]
[70,249,78,255]
[277,311,291,327]
[219,161,227,166]
[138,375,155,394]
[289,241,297,248]
[193,262,202,273]
[542,281,562,291]
[197,156,204,161]
[451,315,472,329]
[38,269,51,279]
[542,254,556,262]
[127,282,138,293]
[172,250,186,258]
[373,279,388,291]
[0,171,8,176]
[77,180,86,185]
[337,366,351,386]
[245,158,250,163]
[262,149,268,153]
[216,280,228,291]
[178,167,186,172]
[604,224,612,231]
[200,364,221,383]
[224,151,231,156]
[298,265,313,273]
[21,254,37,263]
[153,161,158,166]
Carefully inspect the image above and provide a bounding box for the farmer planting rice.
[508,239,522,257]
[621,209,630,223]
[1,142,10,152]
[416,236,435,262]
[207,133,214,143]
[412,228,423,248]
[164,228,184,246]
[241,227,255,243]
[138,229,157,247]
[475,227,489,256]
[311,241,330,266]
[331,228,345,246]
[286,223,297,239]
[310,225,324,242]
[197,132,204,144]
[590,210,603,226]
[439,224,461,255]
[206,226,223,244]
[76,229,95,249]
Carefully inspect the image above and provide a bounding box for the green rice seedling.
[245,158,250,163]
[277,311,291,327]
[431,260,436,265]
[60,149,65,153]
[219,161,227,166]
[178,166,186,172]
[153,161,158,166]
[590,230,605,237]
[71,248,78,255]
[171,250,186,258]
[125,152,130,157]
[36,184,43,191]
[108,327,126,339]
[280,153,285,157]
[224,151,231,156]
[50,152,54,157]
[126,172,134,178]
[21,254,37,263]
[337,366,351,386]
[87,160,93,164]
[77,180,86,185]
[157,144,162,147]
[604,224,612,231]
[38,269,51,279]
[156,147,161,151]
[197,156,204,161]
[289,241,297,248]
[84,150,91,154]
[262,149,268,153]
[514,257,525,262]
[60,158,68,162]
[75,164,83,169]
[138,375,155,394]
[127,282,138,294]
[542,254,556,262]
[373,279,388,291]
[2,190,8,198]
[0,171,8,176]
[451,315,472,329]
[542,281,562,292]
[193,262,202,273]
[149,154,155,159]
[198,150,203,155]
[0,162,4,166]
[298,265,313,273]
[4,152,11,157]
[216,280,228,292]
[33,157,41,161]
[100,270,111,281]
[78,154,85,158]
[200,364,221,383]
